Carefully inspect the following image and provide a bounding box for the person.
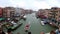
[55,29,60,34]
[50,30,56,34]
[6,29,12,34]
[0,23,3,28]
[17,32,20,34]
[55,24,60,34]
[40,32,45,34]
[28,32,31,34]
[0,28,5,34]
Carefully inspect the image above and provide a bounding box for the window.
[59,16,60,18]
[59,11,60,13]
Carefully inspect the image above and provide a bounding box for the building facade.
[0,7,3,17]
[48,7,60,21]
[37,7,60,22]
[3,7,15,19]
[37,9,50,18]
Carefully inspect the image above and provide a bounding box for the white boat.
[23,15,26,18]
[41,21,45,25]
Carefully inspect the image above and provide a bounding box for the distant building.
[0,7,3,17]
[37,9,50,18]
[15,8,33,15]
[48,7,60,21]
[15,8,25,15]
[3,7,15,18]
[25,9,32,14]
[37,7,60,21]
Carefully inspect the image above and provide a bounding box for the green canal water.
[12,13,56,34]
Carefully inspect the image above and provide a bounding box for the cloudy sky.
[0,0,60,11]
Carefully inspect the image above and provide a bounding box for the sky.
[0,0,60,11]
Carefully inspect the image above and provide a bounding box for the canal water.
[13,13,56,34]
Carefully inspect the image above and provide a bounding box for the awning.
[40,15,47,19]
[0,18,5,21]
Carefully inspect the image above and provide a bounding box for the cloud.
[32,1,51,10]
[9,0,26,7]
[0,0,12,7]
[0,0,60,10]
[44,0,60,8]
